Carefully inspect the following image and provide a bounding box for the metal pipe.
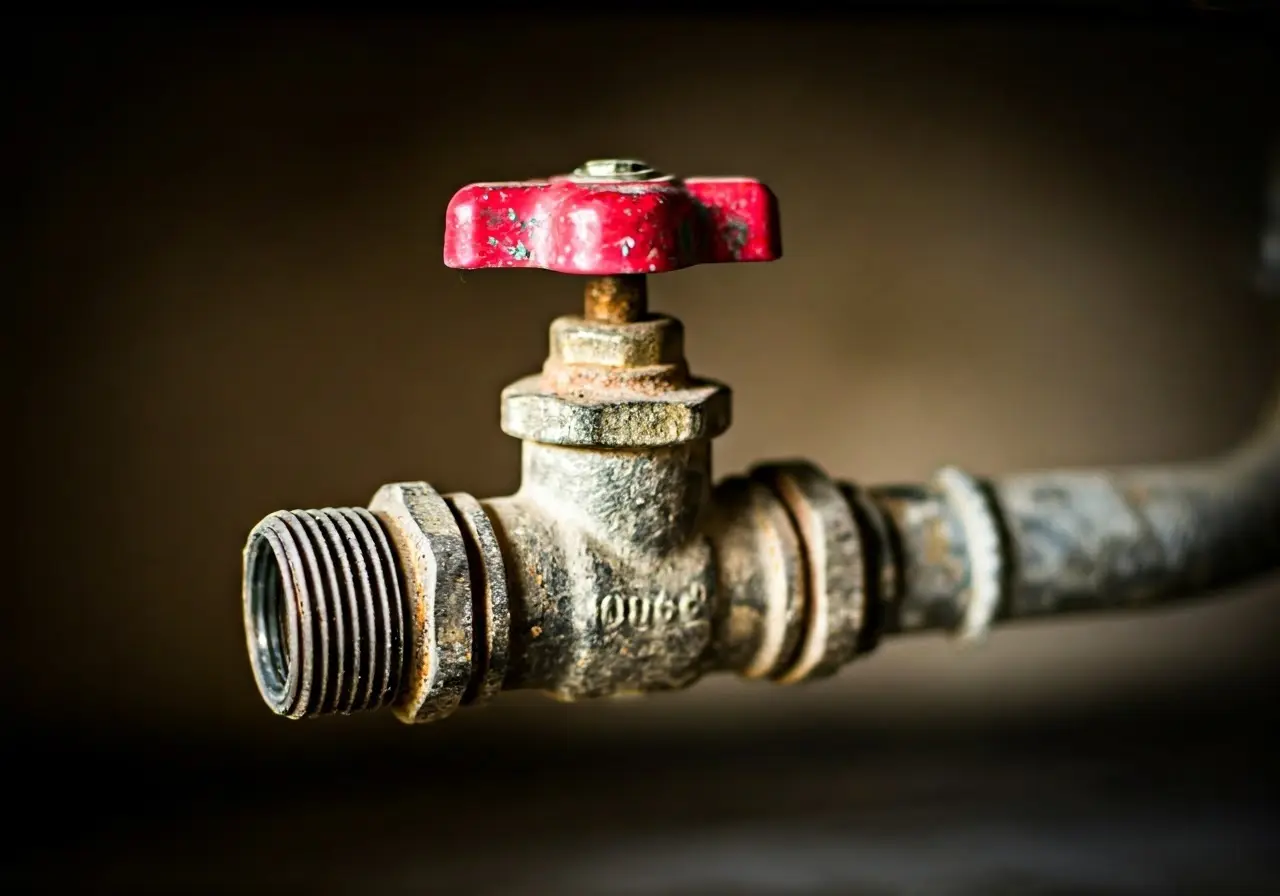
[867,384,1280,641]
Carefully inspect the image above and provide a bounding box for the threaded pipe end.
[243,508,408,719]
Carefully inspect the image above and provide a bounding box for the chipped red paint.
[443,172,781,275]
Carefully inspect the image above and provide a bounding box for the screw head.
[571,159,661,181]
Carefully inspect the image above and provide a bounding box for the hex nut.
[501,374,732,447]
[549,314,685,368]
[369,481,474,723]
[752,462,865,682]
[443,491,510,705]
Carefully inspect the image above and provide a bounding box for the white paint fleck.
[567,207,603,271]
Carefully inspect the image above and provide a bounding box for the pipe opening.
[245,522,303,715]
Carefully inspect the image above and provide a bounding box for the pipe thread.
[243,508,407,719]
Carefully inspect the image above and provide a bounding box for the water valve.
[241,158,1280,727]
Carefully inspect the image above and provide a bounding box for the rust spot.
[1122,484,1151,510]
[584,275,648,323]
[540,358,689,397]
[923,513,951,566]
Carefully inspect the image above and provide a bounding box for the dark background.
[10,9,1280,893]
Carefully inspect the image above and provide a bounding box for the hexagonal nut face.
[550,314,684,368]
[751,461,865,682]
[368,482,474,723]
[500,375,732,447]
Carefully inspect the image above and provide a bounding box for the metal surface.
[994,404,1280,621]
[241,159,1280,726]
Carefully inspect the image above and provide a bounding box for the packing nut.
[549,315,685,368]
[501,375,732,448]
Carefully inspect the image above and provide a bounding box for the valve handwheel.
[443,159,782,322]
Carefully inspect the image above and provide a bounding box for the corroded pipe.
[868,388,1280,639]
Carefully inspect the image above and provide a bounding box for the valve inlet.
[244,508,406,719]
[242,158,1280,726]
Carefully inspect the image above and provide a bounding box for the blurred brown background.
[10,11,1280,892]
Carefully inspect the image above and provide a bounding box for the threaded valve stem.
[243,508,408,719]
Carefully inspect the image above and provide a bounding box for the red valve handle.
[443,160,782,275]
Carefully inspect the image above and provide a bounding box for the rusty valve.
[242,158,1280,727]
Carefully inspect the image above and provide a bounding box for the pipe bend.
[873,372,1280,636]
[990,394,1280,623]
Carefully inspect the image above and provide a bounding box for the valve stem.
[584,274,648,323]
